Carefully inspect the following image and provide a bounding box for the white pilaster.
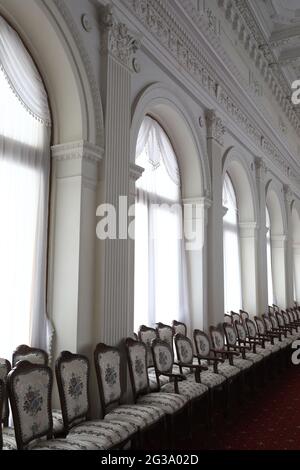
[255,157,268,313]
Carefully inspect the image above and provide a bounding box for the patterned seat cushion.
[209,362,240,378]
[255,346,272,356]
[232,358,253,370]
[104,404,165,429]
[30,437,105,450]
[263,342,281,353]
[52,409,64,435]
[68,419,137,449]
[2,427,17,450]
[245,352,264,363]
[137,392,188,414]
[186,370,225,388]
[161,380,208,400]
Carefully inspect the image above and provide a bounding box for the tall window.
[266,207,275,305]
[223,173,242,313]
[134,116,188,331]
[0,17,51,361]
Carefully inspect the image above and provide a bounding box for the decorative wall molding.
[51,0,104,143]
[51,140,104,162]
[129,162,144,181]
[124,0,300,189]
[99,4,140,72]
[205,110,226,146]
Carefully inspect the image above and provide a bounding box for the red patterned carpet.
[179,365,300,450]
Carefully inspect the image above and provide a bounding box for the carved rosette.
[100,5,140,72]
[205,110,226,146]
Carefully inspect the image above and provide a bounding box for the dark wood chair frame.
[12,344,48,367]
[0,379,4,450]
[172,320,187,336]
[7,361,54,450]
[56,350,136,450]
[0,359,11,427]
[125,337,189,447]
[138,325,160,390]
[252,317,283,376]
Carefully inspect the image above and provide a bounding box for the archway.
[131,83,210,332]
[266,181,288,308]
[222,148,259,316]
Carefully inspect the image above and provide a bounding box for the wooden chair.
[125,337,189,446]
[94,342,166,448]
[172,320,187,336]
[0,358,16,450]
[7,361,100,450]
[55,351,138,449]
[0,379,3,450]
[12,345,63,436]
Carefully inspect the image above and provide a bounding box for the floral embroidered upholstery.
[58,357,88,425]
[96,349,121,406]
[156,324,173,351]
[187,370,225,388]
[263,316,273,332]
[246,320,257,338]
[138,327,157,367]
[137,392,188,414]
[104,404,165,429]
[240,311,249,322]
[9,367,51,445]
[232,358,252,370]
[152,342,173,373]
[206,362,240,378]
[224,324,237,346]
[172,321,186,336]
[2,427,17,450]
[161,380,208,400]
[210,329,225,351]
[255,318,265,335]
[175,337,193,364]
[235,323,247,340]
[68,419,137,449]
[245,352,263,363]
[193,331,211,357]
[127,342,149,394]
[13,352,46,367]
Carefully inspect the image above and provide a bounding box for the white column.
[49,141,102,406]
[182,196,212,333]
[239,222,259,315]
[206,110,226,327]
[255,157,268,313]
[94,8,140,346]
[271,235,288,308]
[293,243,300,302]
[284,185,294,307]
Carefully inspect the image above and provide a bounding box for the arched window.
[266,207,275,306]
[0,17,51,361]
[134,116,188,330]
[222,173,242,313]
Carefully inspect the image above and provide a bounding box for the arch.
[265,179,288,308]
[221,147,259,316]
[0,0,103,145]
[131,83,210,332]
[222,147,258,224]
[131,83,210,199]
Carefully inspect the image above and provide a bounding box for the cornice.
[121,0,300,189]
[51,140,104,162]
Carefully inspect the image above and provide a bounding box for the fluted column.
[255,157,268,313]
[284,185,294,307]
[206,110,226,327]
[95,7,140,345]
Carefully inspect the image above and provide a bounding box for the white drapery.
[0,16,51,362]
[134,116,189,331]
[223,173,243,313]
[266,207,275,306]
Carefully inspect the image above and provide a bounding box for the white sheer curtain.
[266,207,275,306]
[0,16,51,362]
[134,116,189,331]
[223,173,242,313]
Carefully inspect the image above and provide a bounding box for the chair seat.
[148,367,169,388]
[192,370,226,388]
[255,346,272,356]
[245,352,264,363]
[263,342,281,353]
[2,427,17,450]
[104,403,165,429]
[209,362,240,378]
[161,380,208,400]
[52,409,64,435]
[137,392,188,414]
[232,358,253,370]
[30,437,104,450]
[68,419,137,449]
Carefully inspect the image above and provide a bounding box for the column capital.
[51,140,104,163]
[129,162,144,183]
[99,4,141,72]
[283,184,294,205]
[238,221,259,237]
[254,156,268,180]
[205,110,226,146]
